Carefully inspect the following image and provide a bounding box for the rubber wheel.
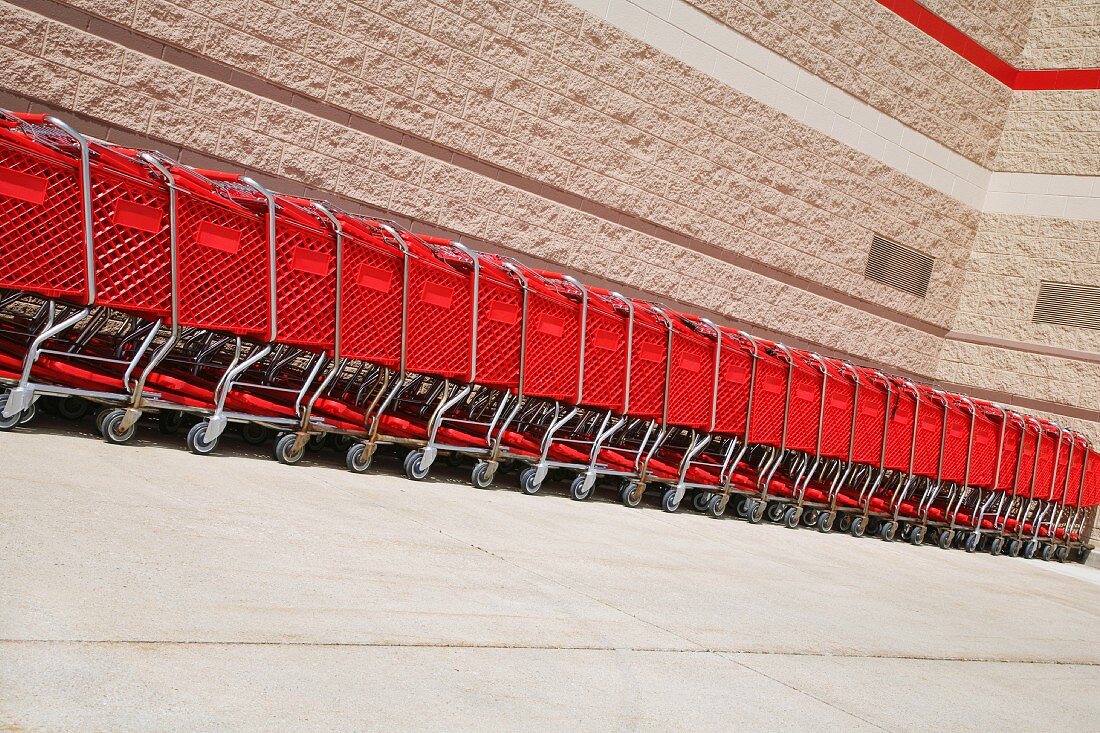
[620,482,642,506]
[519,467,541,495]
[18,402,35,424]
[306,433,326,452]
[1078,548,1091,564]
[345,443,371,473]
[0,394,22,431]
[159,410,183,435]
[1008,539,1022,557]
[102,409,136,445]
[661,488,680,513]
[444,452,463,467]
[850,516,865,538]
[707,495,726,518]
[880,521,897,542]
[274,433,305,465]
[783,506,801,529]
[765,502,786,523]
[94,408,112,435]
[692,491,711,513]
[57,395,89,420]
[747,499,766,524]
[936,530,953,550]
[187,422,218,455]
[989,537,1004,556]
[332,434,355,452]
[465,461,489,488]
[1055,546,1069,562]
[837,514,852,533]
[1041,544,1054,562]
[816,511,834,532]
[1023,540,1038,560]
[965,533,980,554]
[241,423,268,446]
[404,450,430,481]
[570,475,594,501]
[911,527,926,546]
[733,496,751,519]
[801,509,819,527]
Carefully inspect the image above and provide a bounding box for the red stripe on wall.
[877,0,1100,90]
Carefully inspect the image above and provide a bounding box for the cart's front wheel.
[691,491,711,513]
[782,506,801,529]
[619,481,643,507]
[965,533,980,553]
[910,526,926,546]
[187,422,218,455]
[102,409,136,445]
[241,422,268,446]
[746,499,766,524]
[519,467,541,495]
[404,449,431,481]
[0,394,25,432]
[274,433,305,465]
[570,475,594,501]
[1054,545,1069,562]
[880,520,897,542]
[707,494,727,518]
[989,537,1004,556]
[1023,539,1038,560]
[471,461,493,489]
[57,395,89,420]
[765,501,786,523]
[345,443,371,473]
[661,488,680,513]
[816,511,834,532]
[1041,543,1054,561]
[1008,539,1022,557]
[849,516,865,538]
[159,410,183,435]
[1078,547,1092,564]
[937,529,953,550]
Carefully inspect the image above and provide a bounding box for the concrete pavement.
[2,415,1099,731]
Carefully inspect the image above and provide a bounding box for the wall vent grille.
[865,235,933,298]
[1033,281,1100,331]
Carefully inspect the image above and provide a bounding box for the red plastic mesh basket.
[819,359,856,460]
[271,199,337,353]
[783,351,826,455]
[966,407,999,488]
[404,249,473,380]
[335,215,403,367]
[1084,450,1100,507]
[940,398,971,484]
[1031,423,1063,500]
[581,291,628,412]
[89,154,172,319]
[851,369,889,466]
[1013,420,1041,497]
[522,274,582,402]
[1063,435,1089,507]
[173,171,272,339]
[748,341,787,447]
[912,387,946,479]
[665,316,716,430]
[884,381,919,472]
[626,302,668,421]
[471,256,523,391]
[0,125,87,302]
[712,329,752,437]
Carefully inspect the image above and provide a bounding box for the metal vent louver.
[1033,281,1100,330]
[864,235,934,298]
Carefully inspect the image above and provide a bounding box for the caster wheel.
[444,452,463,468]
[306,433,326,452]
[1041,544,1055,562]
[619,481,643,508]
[332,434,355,452]
[661,488,681,513]
[879,521,897,542]
[1055,546,1069,562]
[17,402,35,425]
[765,502,786,523]
[1078,547,1091,564]
[1008,539,1022,557]
[801,509,819,527]
[0,394,26,431]
[732,496,750,518]
[519,467,542,495]
[345,443,372,473]
[274,433,305,465]
[938,530,954,550]
[707,495,727,518]
[57,395,89,420]
[837,514,852,533]
[911,527,927,546]
[989,537,1004,556]
[471,461,493,489]
[747,499,766,524]
[783,507,802,529]
[570,475,594,501]
[816,511,834,532]
[159,410,183,435]
[241,423,268,446]
[1023,540,1038,560]
[691,491,711,513]
[404,450,430,481]
[94,408,112,435]
[186,422,218,455]
[850,516,866,538]
[101,409,136,445]
[965,533,980,554]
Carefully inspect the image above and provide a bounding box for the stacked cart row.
[0,111,1096,562]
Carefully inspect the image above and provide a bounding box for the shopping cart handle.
[13,112,50,125]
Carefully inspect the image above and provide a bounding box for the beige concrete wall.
[683,0,1012,165]
[996,90,1100,174]
[921,0,1037,63]
[16,0,979,333]
[0,0,1095,442]
[1021,0,1100,69]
